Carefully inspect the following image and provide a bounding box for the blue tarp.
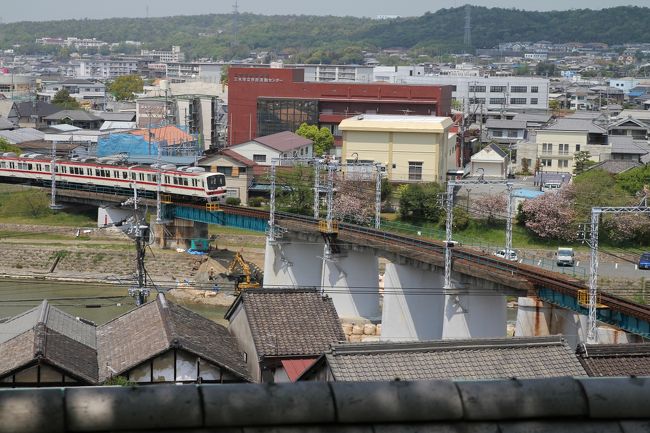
[97,134,159,157]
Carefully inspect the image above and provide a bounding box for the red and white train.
[0,153,227,203]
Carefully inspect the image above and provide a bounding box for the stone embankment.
[341,319,381,342]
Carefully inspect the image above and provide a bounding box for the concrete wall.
[263,238,324,288]
[97,206,132,228]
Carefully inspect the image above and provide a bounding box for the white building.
[140,46,185,63]
[301,64,374,83]
[71,59,139,79]
[38,79,106,107]
[609,77,640,95]
[382,75,550,111]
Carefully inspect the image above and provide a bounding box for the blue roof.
[513,189,545,199]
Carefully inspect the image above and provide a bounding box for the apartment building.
[140,46,185,63]
[381,75,550,111]
[517,116,609,173]
[301,65,374,83]
[38,79,106,108]
[71,59,139,79]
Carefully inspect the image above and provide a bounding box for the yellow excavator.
[227,252,261,292]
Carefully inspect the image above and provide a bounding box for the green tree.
[275,165,314,216]
[295,123,334,156]
[108,75,144,101]
[616,165,650,196]
[51,89,81,109]
[0,138,21,154]
[220,65,229,87]
[573,151,595,175]
[398,183,443,222]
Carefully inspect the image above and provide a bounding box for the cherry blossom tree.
[332,171,375,225]
[521,186,577,240]
[472,192,507,224]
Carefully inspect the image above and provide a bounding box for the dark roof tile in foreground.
[98,294,250,382]
[226,288,345,358]
[577,342,650,377]
[311,336,587,382]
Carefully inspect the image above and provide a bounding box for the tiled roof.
[313,337,587,382]
[253,131,312,152]
[225,289,345,358]
[545,118,606,134]
[588,159,642,174]
[44,110,102,122]
[220,148,257,166]
[16,101,63,118]
[97,294,250,382]
[576,343,650,377]
[0,301,98,382]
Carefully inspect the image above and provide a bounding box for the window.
[468,85,486,93]
[257,98,319,137]
[508,130,518,138]
[559,143,569,155]
[253,154,266,163]
[510,98,527,105]
[559,159,568,168]
[490,98,505,105]
[490,86,506,93]
[450,85,457,91]
[530,98,538,105]
[469,97,486,104]
[530,86,539,93]
[408,161,423,181]
[542,143,553,154]
[575,144,581,152]
[542,159,552,167]
[492,130,503,137]
[510,86,527,93]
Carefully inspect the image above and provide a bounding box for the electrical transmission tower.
[578,195,650,344]
[464,5,472,51]
[232,1,239,48]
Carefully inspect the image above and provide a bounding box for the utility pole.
[375,164,383,229]
[313,161,320,219]
[49,140,63,210]
[325,162,335,233]
[124,183,150,306]
[267,159,277,242]
[579,197,650,344]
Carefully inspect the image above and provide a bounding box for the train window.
[95,169,100,176]
[0,162,5,168]
[45,165,49,171]
[206,175,226,190]
[131,173,136,180]
[147,174,152,182]
[105,171,111,178]
[113,171,119,178]
[28,164,33,170]
[139,173,144,181]
[9,162,14,169]
[183,178,188,186]
[122,172,128,179]
[165,176,170,184]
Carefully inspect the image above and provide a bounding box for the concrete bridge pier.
[514,297,553,337]
[152,219,208,250]
[97,206,132,228]
[262,237,324,288]
[441,290,507,339]
[381,262,445,341]
[320,248,381,320]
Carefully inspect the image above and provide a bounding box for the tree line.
[2,6,649,62]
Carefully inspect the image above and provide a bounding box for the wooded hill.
[1,6,648,61]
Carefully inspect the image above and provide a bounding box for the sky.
[2,0,648,23]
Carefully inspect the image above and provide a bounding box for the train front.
[205,172,227,202]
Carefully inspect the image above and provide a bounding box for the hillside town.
[0,3,650,432]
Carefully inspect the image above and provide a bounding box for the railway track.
[216,205,650,324]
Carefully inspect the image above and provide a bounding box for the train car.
[0,153,227,203]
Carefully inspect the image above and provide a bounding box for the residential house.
[0,101,19,126]
[517,116,610,173]
[199,149,256,203]
[0,128,45,145]
[15,101,63,128]
[576,343,650,377]
[339,114,454,183]
[484,119,527,145]
[0,294,251,387]
[608,116,650,140]
[98,294,251,384]
[44,110,103,129]
[0,300,99,386]
[228,131,313,166]
[225,289,346,383]
[299,337,587,382]
[469,143,509,178]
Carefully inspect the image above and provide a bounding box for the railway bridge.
[44,188,650,346]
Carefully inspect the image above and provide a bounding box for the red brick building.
[227,67,452,146]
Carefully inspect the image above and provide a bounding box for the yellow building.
[339,115,454,183]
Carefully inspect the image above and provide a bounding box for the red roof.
[281,358,317,382]
[220,148,257,167]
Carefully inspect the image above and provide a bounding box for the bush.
[248,197,264,207]
[225,197,241,206]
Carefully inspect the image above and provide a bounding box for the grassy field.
[0,185,96,226]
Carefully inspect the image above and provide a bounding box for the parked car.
[639,252,650,270]
[495,249,518,261]
[556,247,575,267]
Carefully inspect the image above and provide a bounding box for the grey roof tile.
[321,337,587,382]
[576,343,650,377]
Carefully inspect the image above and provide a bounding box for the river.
[0,279,230,326]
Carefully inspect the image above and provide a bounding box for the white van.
[556,247,575,266]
